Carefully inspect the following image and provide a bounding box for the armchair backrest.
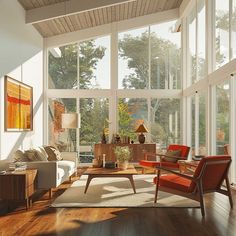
[189,155,231,193]
[167,144,190,159]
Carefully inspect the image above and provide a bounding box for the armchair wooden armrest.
[156,166,195,181]
[159,154,186,162]
[143,152,159,160]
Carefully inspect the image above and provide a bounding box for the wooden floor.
[0,168,235,236]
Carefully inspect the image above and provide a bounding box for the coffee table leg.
[84,175,93,194]
[128,176,136,194]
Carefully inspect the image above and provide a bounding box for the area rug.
[51,175,199,208]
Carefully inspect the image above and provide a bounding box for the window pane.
[48,98,77,152]
[199,93,206,155]
[79,36,110,89]
[118,98,148,142]
[232,0,236,59]
[48,44,78,89]
[150,21,181,89]
[188,7,197,84]
[215,0,229,69]
[197,0,206,80]
[191,96,196,155]
[151,98,181,148]
[216,81,230,154]
[118,27,149,89]
[80,98,109,162]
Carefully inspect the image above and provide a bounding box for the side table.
[0,169,37,210]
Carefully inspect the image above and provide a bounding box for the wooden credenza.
[94,143,156,162]
[0,169,37,210]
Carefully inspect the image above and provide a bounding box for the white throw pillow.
[35,147,48,161]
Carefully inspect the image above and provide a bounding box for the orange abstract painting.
[5,76,33,131]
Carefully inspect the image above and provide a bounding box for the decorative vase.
[117,161,129,170]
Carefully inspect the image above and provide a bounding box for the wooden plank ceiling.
[18,0,183,38]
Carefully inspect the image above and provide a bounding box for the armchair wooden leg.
[197,181,205,217]
[225,177,233,208]
[69,176,72,182]
[49,188,53,199]
[154,170,161,203]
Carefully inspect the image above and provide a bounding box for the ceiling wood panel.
[18,0,183,37]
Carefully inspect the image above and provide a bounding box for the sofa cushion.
[57,167,65,180]
[44,146,62,161]
[58,160,75,175]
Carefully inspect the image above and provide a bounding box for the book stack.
[9,162,27,171]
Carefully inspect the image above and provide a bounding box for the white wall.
[0,0,44,160]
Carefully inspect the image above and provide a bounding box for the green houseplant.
[114,146,132,170]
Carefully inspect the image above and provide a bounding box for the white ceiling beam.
[179,0,194,19]
[26,0,136,24]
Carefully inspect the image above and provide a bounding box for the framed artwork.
[5,75,33,131]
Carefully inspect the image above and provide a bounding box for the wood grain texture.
[18,0,183,37]
[0,168,235,236]
[0,169,236,236]
[94,143,156,162]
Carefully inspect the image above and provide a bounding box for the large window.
[48,36,110,89]
[215,0,229,69]
[118,27,149,89]
[47,22,181,164]
[150,98,181,148]
[187,0,206,85]
[216,81,230,154]
[118,21,181,89]
[188,8,197,84]
[118,98,148,142]
[197,0,206,80]
[150,21,181,89]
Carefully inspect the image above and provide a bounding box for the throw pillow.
[44,146,62,161]
[13,150,29,162]
[24,150,39,161]
[34,147,48,161]
[162,149,182,163]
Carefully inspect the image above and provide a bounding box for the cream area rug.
[51,175,199,208]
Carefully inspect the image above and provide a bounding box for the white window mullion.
[211,85,216,155]
[230,74,236,184]
[229,0,233,61]
[110,22,118,140]
[195,91,200,155]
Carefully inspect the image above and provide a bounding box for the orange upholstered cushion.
[154,174,192,192]
[168,144,190,159]
[139,160,179,170]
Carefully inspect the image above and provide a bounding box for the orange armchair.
[154,155,233,216]
[139,144,190,173]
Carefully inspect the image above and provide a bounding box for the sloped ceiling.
[18,0,183,38]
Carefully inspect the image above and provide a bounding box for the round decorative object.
[138,133,145,144]
[117,161,128,170]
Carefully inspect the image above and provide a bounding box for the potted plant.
[114,146,132,170]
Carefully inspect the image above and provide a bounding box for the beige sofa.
[0,149,77,197]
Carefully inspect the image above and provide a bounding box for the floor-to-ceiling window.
[47,18,181,163]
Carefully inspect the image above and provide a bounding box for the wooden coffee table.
[83,164,138,194]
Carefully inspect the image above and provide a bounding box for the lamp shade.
[135,123,148,133]
[61,113,78,129]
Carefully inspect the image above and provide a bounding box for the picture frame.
[4,75,33,131]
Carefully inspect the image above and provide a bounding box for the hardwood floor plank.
[0,170,235,236]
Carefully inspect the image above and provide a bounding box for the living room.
[0,0,236,235]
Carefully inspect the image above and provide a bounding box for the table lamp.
[135,123,148,144]
[61,113,78,151]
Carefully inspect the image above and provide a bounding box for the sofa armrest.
[61,152,78,167]
[26,161,58,189]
